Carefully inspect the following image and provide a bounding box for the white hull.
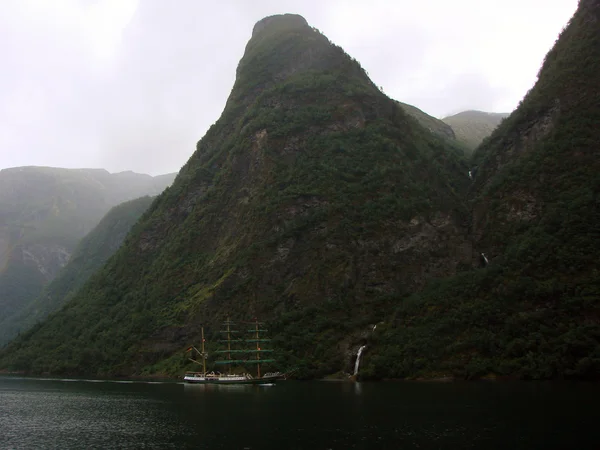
[183,372,282,385]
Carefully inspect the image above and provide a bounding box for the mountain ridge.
[442,110,509,153]
[363,0,600,380]
[398,102,456,141]
[0,14,472,377]
[0,196,155,345]
[0,166,176,346]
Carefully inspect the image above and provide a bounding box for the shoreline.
[0,370,589,383]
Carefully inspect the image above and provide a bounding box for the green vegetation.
[442,110,509,155]
[0,167,175,347]
[1,1,599,381]
[363,0,600,380]
[0,14,470,377]
[0,196,154,345]
[398,102,456,141]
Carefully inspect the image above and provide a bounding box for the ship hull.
[183,374,282,385]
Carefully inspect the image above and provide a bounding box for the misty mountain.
[2,0,598,381]
[0,14,471,377]
[0,196,155,346]
[0,167,175,344]
[443,110,510,154]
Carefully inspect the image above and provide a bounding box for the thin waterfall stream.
[481,253,489,265]
[353,345,367,376]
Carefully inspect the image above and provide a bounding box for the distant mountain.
[0,196,155,345]
[442,110,509,153]
[0,166,175,342]
[397,102,456,141]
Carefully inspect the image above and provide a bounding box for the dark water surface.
[1,376,598,449]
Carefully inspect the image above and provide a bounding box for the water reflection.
[184,382,255,394]
[1,377,599,449]
[354,382,363,395]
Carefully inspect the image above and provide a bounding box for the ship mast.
[214,318,275,376]
[226,317,232,375]
[255,318,261,379]
[186,326,208,373]
[201,326,206,374]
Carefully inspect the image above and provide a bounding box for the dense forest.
[362,0,600,380]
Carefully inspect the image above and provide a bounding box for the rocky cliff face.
[0,196,155,345]
[0,167,175,340]
[470,0,599,262]
[362,0,600,381]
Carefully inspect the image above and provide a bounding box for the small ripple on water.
[0,385,190,449]
[2,377,599,449]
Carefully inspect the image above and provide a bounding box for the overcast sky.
[0,0,578,176]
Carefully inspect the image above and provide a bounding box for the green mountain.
[0,167,175,342]
[3,1,598,381]
[0,14,472,377]
[443,110,509,154]
[364,0,600,380]
[0,196,155,345]
[397,102,456,141]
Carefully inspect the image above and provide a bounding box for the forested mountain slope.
[4,2,597,380]
[0,167,175,343]
[442,111,509,153]
[0,196,155,345]
[364,0,600,380]
[398,102,456,141]
[0,14,471,377]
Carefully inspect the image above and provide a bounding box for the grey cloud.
[404,73,510,118]
[0,0,578,175]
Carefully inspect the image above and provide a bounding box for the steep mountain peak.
[360,0,600,381]
[0,13,471,377]
[228,14,374,111]
[251,13,309,37]
[472,0,599,191]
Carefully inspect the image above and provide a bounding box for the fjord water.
[1,377,598,449]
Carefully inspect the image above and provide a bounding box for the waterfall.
[353,345,367,376]
[372,325,377,331]
[481,253,489,265]
[468,170,473,180]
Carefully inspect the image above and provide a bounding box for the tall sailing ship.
[183,318,284,385]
